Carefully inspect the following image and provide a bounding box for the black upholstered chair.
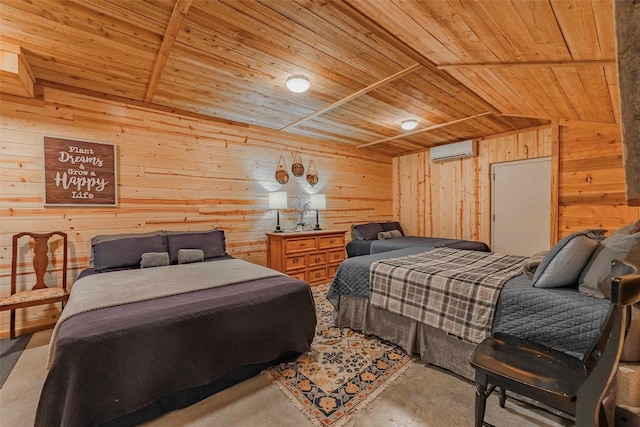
[469,259,640,427]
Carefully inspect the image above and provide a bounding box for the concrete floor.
[1,329,572,427]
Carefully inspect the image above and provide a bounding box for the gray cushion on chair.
[531,230,603,288]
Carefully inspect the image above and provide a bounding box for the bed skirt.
[335,295,619,424]
[334,294,475,380]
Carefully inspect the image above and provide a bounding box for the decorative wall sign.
[43,136,117,206]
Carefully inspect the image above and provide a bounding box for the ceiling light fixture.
[286,75,310,93]
[401,119,418,130]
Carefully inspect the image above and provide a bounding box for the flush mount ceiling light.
[401,119,418,130]
[286,75,310,93]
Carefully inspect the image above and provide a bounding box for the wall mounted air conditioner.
[430,139,476,162]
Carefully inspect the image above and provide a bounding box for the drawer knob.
[300,243,306,248]
[330,239,335,244]
[315,272,321,278]
[314,257,320,262]
[293,258,299,264]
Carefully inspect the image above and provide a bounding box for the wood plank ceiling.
[0,0,618,156]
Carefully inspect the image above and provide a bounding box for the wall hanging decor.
[291,152,304,177]
[43,136,117,206]
[306,160,319,187]
[275,155,289,185]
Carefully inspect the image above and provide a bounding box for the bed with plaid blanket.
[369,248,526,344]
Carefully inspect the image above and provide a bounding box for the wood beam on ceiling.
[357,112,492,148]
[0,41,35,98]
[500,113,619,130]
[436,60,615,70]
[280,63,422,131]
[144,0,193,103]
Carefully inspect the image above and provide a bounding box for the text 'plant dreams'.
[54,145,109,199]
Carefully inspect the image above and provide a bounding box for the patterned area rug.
[267,283,413,426]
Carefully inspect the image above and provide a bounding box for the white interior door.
[491,158,551,256]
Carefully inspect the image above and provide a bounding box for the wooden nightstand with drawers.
[266,230,346,285]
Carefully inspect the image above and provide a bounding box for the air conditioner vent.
[430,140,476,162]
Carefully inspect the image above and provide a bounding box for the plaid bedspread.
[369,248,527,344]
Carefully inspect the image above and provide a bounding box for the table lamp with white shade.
[269,191,288,232]
[309,193,326,231]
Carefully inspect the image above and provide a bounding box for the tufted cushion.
[531,230,602,288]
[1,288,68,306]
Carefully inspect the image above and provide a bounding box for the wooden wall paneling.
[558,125,640,237]
[550,119,560,245]
[0,87,393,337]
[394,127,552,248]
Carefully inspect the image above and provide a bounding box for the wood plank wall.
[0,88,393,337]
[394,124,639,247]
[559,125,640,236]
[394,127,551,245]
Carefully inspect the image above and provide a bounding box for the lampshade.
[269,191,288,209]
[309,193,326,210]
[286,75,310,93]
[401,119,418,130]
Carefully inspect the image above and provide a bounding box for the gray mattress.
[328,248,611,367]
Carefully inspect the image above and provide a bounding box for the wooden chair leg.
[10,309,16,340]
[475,377,488,427]
[499,387,507,408]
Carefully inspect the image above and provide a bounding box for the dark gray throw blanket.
[369,248,526,344]
[36,274,316,427]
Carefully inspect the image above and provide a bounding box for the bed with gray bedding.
[36,231,317,427]
[345,221,490,257]
[328,247,611,380]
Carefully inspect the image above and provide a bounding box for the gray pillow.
[389,229,403,238]
[381,221,404,235]
[377,231,393,240]
[90,230,164,267]
[178,249,204,264]
[140,252,170,268]
[578,228,640,298]
[531,230,602,288]
[611,220,640,236]
[352,223,384,240]
[166,229,226,264]
[93,234,167,272]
